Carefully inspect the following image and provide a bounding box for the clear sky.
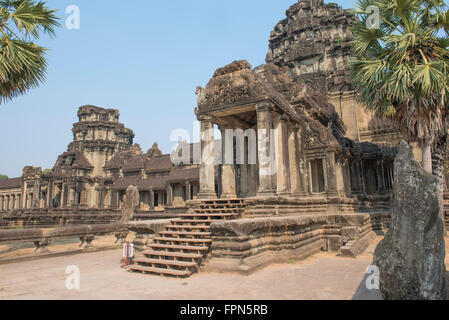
[0,0,356,178]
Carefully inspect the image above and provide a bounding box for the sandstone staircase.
[129,199,244,278]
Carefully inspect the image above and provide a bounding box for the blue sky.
[0,0,356,177]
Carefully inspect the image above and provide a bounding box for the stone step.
[159,231,211,238]
[149,243,209,252]
[194,208,242,213]
[166,225,210,231]
[179,213,239,219]
[134,258,197,268]
[143,250,203,260]
[154,237,212,244]
[172,219,214,225]
[129,265,191,277]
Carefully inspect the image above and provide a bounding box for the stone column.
[197,115,216,199]
[288,124,301,195]
[110,189,118,209]
[185,182,191,202]
[273,113,290,195]
[149,189,155,211]
[46,181,53,209]
[33,180,41,209]
[60,183,66,208]
[377,159,386,194]
[0,196,3,211]
[21,180,27,209]
[256,103,275,196]
[239,135,250,197]
[326,151,338,196]
[166,184,173,207]
[16,194,21,210]
[6,195,10,211]
[220,127,237,199]
[68,186,74,207]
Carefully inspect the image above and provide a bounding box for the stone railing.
[204,213,383,274]
[0,223,128,259]
[125,219,175,251]
[0,208,179,229]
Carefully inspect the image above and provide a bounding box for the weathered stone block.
[341,226,359,242]
[374,141,446,300]
[327,235,343,251]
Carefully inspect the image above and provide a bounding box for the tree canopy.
[0,0,60,103]
[350,0,449,146]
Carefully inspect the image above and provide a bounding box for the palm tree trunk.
[432,136,448,234]
[421,139,433,173]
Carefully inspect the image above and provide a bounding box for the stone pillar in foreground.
[149,189,155,211]
[377,159,386,194]
[374,141,446,300]
[166,184,173,206]
[273,114,290,195]
[197,115,216,199]
[256,103,275,196]
[326,151,338,196]
[288,124,301,195]
[220,127,237,199]
[185,182,191,202]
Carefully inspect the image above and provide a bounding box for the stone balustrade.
[125,219,174,251]
[0,223,128,256]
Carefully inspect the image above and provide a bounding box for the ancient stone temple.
[128,0,420,277]
[0,105,202,215]
[191,0,407,209]
[0,0,437,278]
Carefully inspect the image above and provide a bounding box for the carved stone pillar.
[288,124,301,195]
[166,184,173,206]
[110,189,118,209]
[149,189,155,211]
[197,115,216,199]
[220,127,237,199]
[186,182,191,202]
[21,180,27,209]
[60,183,66,208]
[256,103,275,196]
[33,180,41,209]
[274,114,290,195]
[326,151,338,196]
[238,134,250,197]
[46,181,53,209]
[377,159,386,194]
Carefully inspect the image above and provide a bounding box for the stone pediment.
[196,60,300,123]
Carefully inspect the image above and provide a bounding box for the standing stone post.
[256,103,275,196]
[197,115,216,199]
[374,141,446,300]
[288,123,300,196]
[220,127,237,199]
[274,114,290,195]
[119,185,140,224]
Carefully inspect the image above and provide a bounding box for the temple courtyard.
[0,238,385,300]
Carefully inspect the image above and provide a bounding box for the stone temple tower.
[69,105,135,177]
[266,0,405,148]
[50,105,135,208]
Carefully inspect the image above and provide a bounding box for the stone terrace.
[0,239,385,300]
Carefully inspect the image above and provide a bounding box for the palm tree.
[0,0,59,103]
[350,0,449,221]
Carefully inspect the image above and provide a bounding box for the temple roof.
[0,177,22,190]
[112,167,199,191]
[197,60,345,152]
